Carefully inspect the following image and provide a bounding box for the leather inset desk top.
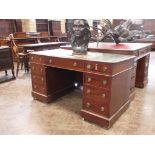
[30,49,135,63]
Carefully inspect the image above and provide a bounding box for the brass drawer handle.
[86,102,91,108]
[73,62,77,67]
[86,64,91,69]
[86,89,91,94]
[49,59,52,63]
[102,93,106,98]
[41,78,44,81]
[103,66,107,72]
[103,80,107,85]
[87,77,92,82]
[101,106,104,111]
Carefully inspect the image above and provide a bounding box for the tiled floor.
[0,52,155,135]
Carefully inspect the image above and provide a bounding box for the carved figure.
[71,19,91,55]
[93,19,133,44]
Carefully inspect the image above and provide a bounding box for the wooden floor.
[0,52,155,134]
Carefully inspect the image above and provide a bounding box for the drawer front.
[31,75,46,86]
[30,63,45,75]
[84,73,111,90]
[83,98,109,117]
[44,56,54,66]
[85,61,111,75]
[30,55,44,64]
[83,85,110,103]
[47,57,84,71]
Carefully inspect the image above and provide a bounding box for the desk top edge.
[30,49,135,64]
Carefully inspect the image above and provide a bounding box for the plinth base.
[81,100,130,129]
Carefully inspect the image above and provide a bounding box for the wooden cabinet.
[0,46,15,83]
[30,49,135,128]
[36,19,48,32]
[49,20,62,36]
[143,19,155,35]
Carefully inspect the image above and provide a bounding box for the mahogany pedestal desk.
[29,49,135,128]
[61,43,151,101]
[0,46,15,83]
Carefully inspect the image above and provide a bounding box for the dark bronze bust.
[71,19,91,55]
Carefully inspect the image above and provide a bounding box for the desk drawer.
[30,63,45,75]
[31,75,45,85]
[85,61,111,75]
[52,57,84,71]
[83,98,109,117]
[84,73,111,90]
[30,55,44,63]
[83,85,110,103]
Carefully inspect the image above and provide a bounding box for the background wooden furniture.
[0,46,15,83]
[29,49,135,128]
[12,32,59,44]
[0,19,22,38]
[10,38,29,76]
[13,32,27,38]
[49,20,62,36]
[0,39,10,46]
[19,42,69,53]
[36,19,48,32]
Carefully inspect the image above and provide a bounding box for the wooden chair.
[9,34,29,76]
[13,32,27,38]
[40,32,49,37]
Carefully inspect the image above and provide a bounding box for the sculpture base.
[72,51,87,55]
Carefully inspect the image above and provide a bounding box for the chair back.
[13,32,27,38]
[9,34,22,59]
